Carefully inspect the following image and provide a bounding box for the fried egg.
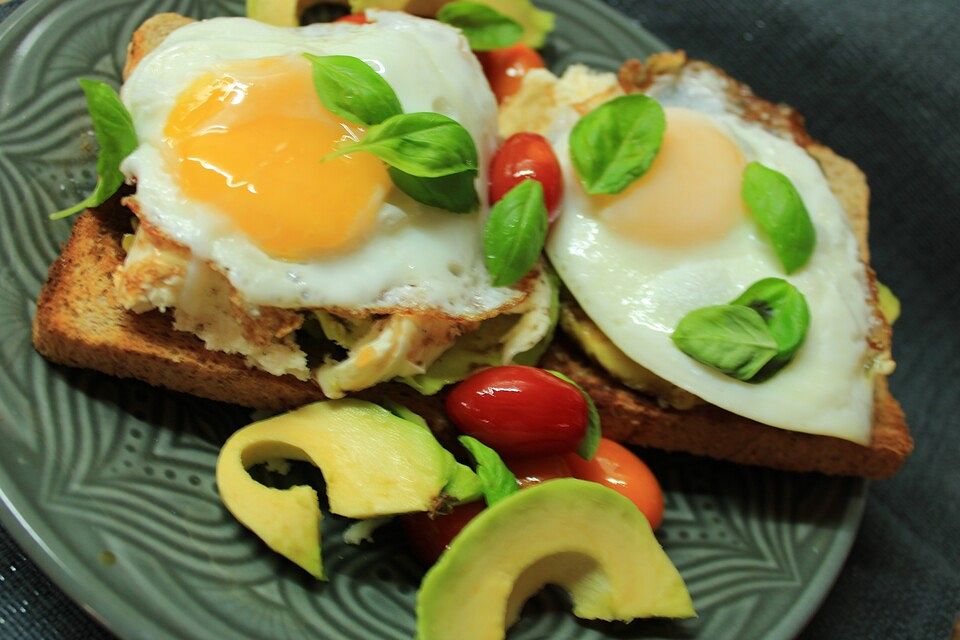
[544,66,876,443]
[121,12,520,319]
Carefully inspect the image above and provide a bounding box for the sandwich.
[33,10,911,479]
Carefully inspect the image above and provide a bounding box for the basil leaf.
[547,370,601,461]
[569,94,666,195]
[323,112,478,178]
[741,162,816,274]
[483,179,548,286]
[436,1,523,51]
[51,79,138,220]
[458,436,518,507]
[303,54,403,126]
[730,277,810,366]
[388,167,479,213]
[672,305,778,381]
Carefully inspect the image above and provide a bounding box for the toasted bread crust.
[32,16,911,477]
[541,342,910,478]
[123,13,194,81]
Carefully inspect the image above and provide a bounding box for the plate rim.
[0,1,867,638]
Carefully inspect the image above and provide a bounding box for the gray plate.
[0,0,866,638]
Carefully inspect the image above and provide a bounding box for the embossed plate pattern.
[0,1,865,638]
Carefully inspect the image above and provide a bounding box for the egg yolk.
[163,56,391,261]
[597,107,746,247]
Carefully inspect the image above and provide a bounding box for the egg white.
[121,12,520,318]
[546,68,876,443]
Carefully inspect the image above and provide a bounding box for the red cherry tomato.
[402,455,570,565]
[401,501,485,565]
[489,132,563,219]
[564,439,665,529]
[335,13,369,24]
[477,44,546,104]
[446,365,587,458]
[505,455,572,488]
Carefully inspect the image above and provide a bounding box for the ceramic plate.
[0,1,865,638]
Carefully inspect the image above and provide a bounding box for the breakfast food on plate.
[415,478,694,639]
[35,10,559,406]
[33,7,910,477]
[28,1,914,636]
[215,383,691,638]
[216,399,480,578]
[498,55,911,478]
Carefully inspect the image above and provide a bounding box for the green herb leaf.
[303,54,403,126]
[730,277,810,367]
[569,94,666,195]
[547,370,601,461]
[383,402,482,503]
[458,436,518,507]
[388,167,479,213]
[483,179,548,286]
[51,79,138,220]
[436,1,523,51]
[672,305,779,381]
[441,463,483,502]
[741,162,816,273]
[322,111,478,178]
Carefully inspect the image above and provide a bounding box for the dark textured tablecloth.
[1,0,958,638]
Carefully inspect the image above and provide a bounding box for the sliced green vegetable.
[436,1,522,51]
[51,79,138,220]
[547,370,600,461]
[731,277,810,366]
[458,436,518,507]
[314,311,373,348]
[741,162,816,274]
[877,281,900,325]
[343,516,393,545]
[388,167,479,213]
[304,54,402,126]
[382,400,430,429]
[349,0,554,47]
[322,111,478,178]
[483,179,548,286]
[672,305,779,381]
[401,267,559,394]
[569,94,665,196]
[383,402,482,503]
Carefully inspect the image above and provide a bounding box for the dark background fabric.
[1,0,958,638]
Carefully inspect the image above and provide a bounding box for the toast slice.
[32,14,911,478]
[537,54,912,478]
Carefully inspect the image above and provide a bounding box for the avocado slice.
[216,399,465,578]
[245,0,335,26]
[416,479,694,639]
[349,0,555,47]
[559,301,703,410]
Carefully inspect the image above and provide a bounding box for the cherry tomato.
[446,365,588,458]
[401,501,485,565]
[564,438,665,529]
[477,44,546,104]
[335,13,369,24]
[489,132,563,218]
[505,455,572,488]
[402,455,569,565]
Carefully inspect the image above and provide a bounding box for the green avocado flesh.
[416,479,695,639]
[402,267,560,395]
[216,399,469,578]
[246,0,300,26]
